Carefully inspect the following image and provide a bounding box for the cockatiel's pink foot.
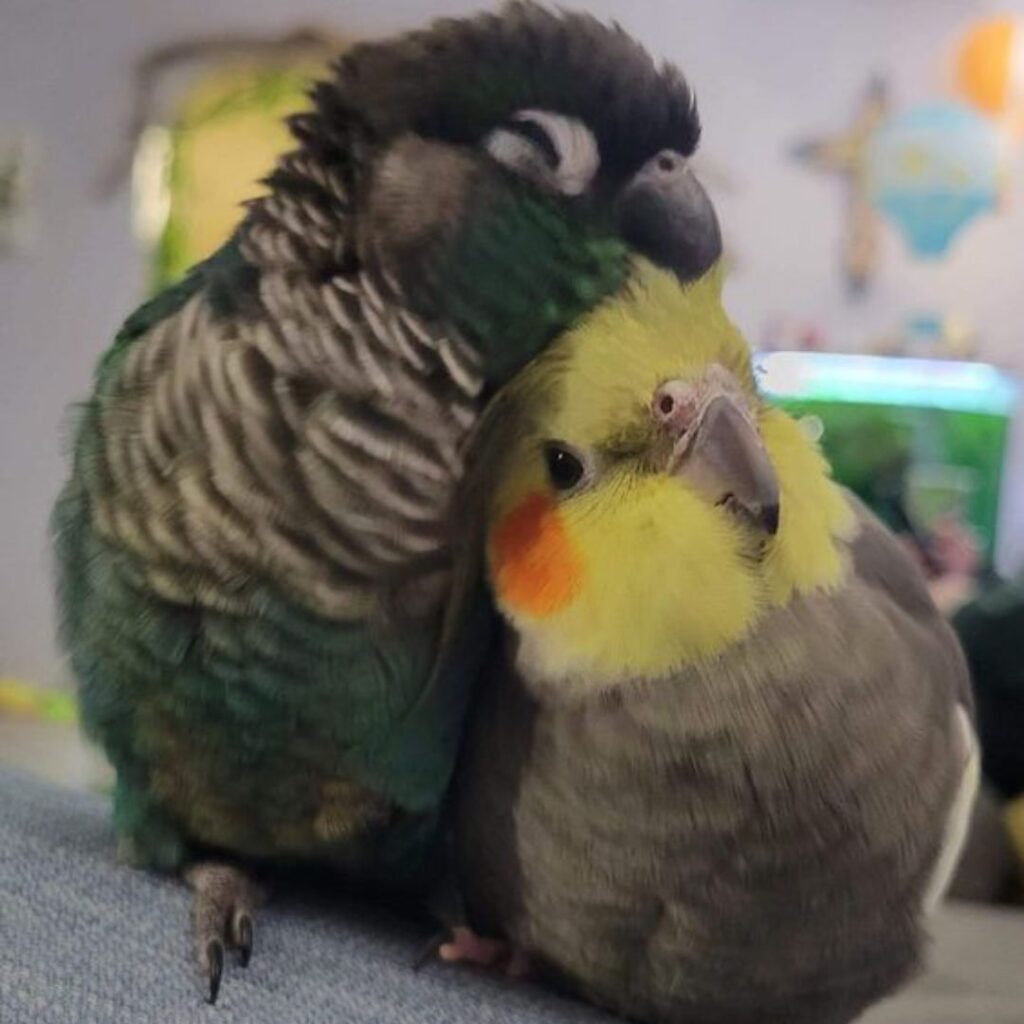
[438,926,533,977]
[184,863,266,1003]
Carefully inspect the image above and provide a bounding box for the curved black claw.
[187,862,265,1003]
[206,938,224,1005]
[412,930,449,972]
[235,913,253,968]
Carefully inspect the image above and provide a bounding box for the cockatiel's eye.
[543,441,589,492]
[484,111,600,196]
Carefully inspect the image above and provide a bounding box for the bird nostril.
[658,393,675,416]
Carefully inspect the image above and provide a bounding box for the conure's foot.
[184,863,266,1004]
[437,926,532,978]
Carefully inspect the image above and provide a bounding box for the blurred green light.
[756,351,1018,415]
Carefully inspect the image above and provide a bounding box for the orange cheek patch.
[489,491,583,618]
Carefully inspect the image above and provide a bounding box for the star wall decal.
[792,77,891,297]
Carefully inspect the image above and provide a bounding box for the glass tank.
[757,351,1019,565]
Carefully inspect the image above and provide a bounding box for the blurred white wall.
[1,0,1022,684]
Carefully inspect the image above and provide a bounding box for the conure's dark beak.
[653,371,780,536]
[617,150,723,283]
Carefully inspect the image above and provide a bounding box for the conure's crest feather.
[309,2,700,176]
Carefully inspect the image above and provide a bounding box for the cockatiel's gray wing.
[454,493,978,1024]
[844,494,974,710]
[843,495,979,912]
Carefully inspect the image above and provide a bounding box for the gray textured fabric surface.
[1,765,1023,1024]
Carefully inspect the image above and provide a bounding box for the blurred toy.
[898,514,981,615]
[758,314,829,353]
[98,27,344,199]
[94,27,345,291]
[870,313,978,361]
[0,678,76,723]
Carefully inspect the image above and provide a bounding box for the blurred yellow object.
[142,51,339,288]
[1007,794,1024,866]
[954,16,1024,140]
[0,678,77,723]
[956,17,1017,115]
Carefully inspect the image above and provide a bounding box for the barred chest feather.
[60,149,495,870]
[85,163,488,624]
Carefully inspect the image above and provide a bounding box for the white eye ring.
[484,110,600,197]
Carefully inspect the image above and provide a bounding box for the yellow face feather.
[483,261,854,686]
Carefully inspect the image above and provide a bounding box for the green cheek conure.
[50,2,723,1003]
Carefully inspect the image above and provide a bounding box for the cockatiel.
[451,263,979,1024]
[51,3,723,1002]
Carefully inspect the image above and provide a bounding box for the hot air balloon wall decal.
[866,102,1003,259]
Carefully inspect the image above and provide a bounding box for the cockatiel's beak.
[653,367,780,536]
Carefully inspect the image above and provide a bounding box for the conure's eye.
[543,442,587,492]
[484,110,600,196]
